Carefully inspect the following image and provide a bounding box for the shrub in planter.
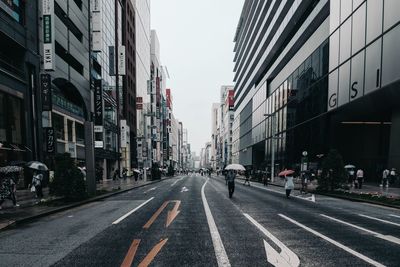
[318,149,346,191]
[49,153,87,201]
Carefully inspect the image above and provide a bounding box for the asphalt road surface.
[1,174,400,267]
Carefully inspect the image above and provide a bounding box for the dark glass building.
[233,0,400,181]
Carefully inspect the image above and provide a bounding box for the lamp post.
[264,112,282,183]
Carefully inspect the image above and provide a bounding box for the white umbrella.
[132,169,141,174]
[344,164,355,169]
[26,161,48,171]
[225,164,246,171]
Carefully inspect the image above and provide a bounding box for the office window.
[53,113,65,140]
[76,122,84,145]
[366,0,383,44]
[330,0,340,33]
[384,0,400,31]
[67,120,73,142]
[364,39,382,94]
[382,24,400,87]
[340,19,352,64]
[311,48,320,80]
[329,30,340,71]
[340,0,352,23]
[350,51,365,101]
[338,61,350,107]
[352,3,366,55]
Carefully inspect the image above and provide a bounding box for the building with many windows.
[233,0,400,180]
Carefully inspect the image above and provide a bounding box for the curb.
[1,176,176,231]
[213,175,400,209]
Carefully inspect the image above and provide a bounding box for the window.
[364,38,382,94]
[352,3,366,55]
[76,122,84,145]
[340,19,352,64]
[382,24,400,87]
[366,0,383,44]
[67,120,73,142]
[329,30,340,71]
[350,51,365,101]
[53,113,65,140]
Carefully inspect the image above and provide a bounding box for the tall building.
[233,0,400,179]
[211,103,220,170]
[134,0,151,168]
[221,86,235,167]
[0,0,40,167]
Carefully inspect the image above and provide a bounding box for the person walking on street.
[244,169,251,186]
[31,171,43,199]
[227,170,236,198]
[381,168,390,188]
[356,168,364,189]
[390,168,397,186]
[263,172,268,186]
[284,174,294,198]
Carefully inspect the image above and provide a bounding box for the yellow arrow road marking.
[138,238,168,267]
[166,200,181,228]
[120,239,141,267]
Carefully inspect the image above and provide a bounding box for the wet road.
[1,174,400,266]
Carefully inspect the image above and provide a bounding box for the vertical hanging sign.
[41,73,52,111]
[94,79,103,132]
[118,45,126,75]
[45,127,55,154]
[91,0,102,52]
[42,0,55,70]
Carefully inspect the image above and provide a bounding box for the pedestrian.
[0,175,18,209]
[31,171,43,199]
[356,168,364,189]
[244,169,251,186]
[348,168,355,187]
[284,174,294,198]
[224,170,228,185]
[389,168,397,186]
[381,168,390,188]
[227,170,236,198]
[300,172,308,194]
[263,172,268,186]
[113,169,119,180]
[122,168,127,180]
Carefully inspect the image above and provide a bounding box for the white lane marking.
[389,214,400,219]
[112,197,154,225]
[359,214,400,227]
[144,187,157,194]
[67,215,73,218]
[244,213,299,267]
[181,186,189,192]
[171,177,183,187]
[321,214,400,246]
[201,178,231,267]
[279,214,385,267]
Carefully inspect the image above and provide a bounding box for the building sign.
[121,120,127,148]
[109,46,115,75]
[118,46,126,75]
[91,0,101,51]
[68,142,77,158]
[41,74,52,111]
[45,127,55,154]
[42,0,55,70]
[94,79,103,130]
[95,141,104,148]
[136,103,143,110]
[227,90,234,110]
[0,0,22,23]
[136,97,143,103]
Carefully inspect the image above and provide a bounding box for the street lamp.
[264,112,283,183]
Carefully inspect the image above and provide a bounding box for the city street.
[1,175,400,267]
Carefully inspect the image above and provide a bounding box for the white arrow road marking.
[244,213,300,267]
[201,178,231,267]
[279,214,385,267]
[181,186,189,192]
[112,197,154,225]
[389,214,400,219]
[171,177,183,187]
[359,214,400,227]
[144,187,157,194]
[321,214,400,245]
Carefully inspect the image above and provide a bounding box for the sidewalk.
[0,176,174,231]
[214,174,400,199]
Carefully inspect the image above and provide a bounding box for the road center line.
[359,214,400,227]
[321,214,400,245]
[201,178,231,267]
[112,197,154,225]
[279,214,385,267]
[244,213,300,267]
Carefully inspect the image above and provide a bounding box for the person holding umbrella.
[279,169,295,198]
[26,161,48,200]
[226,170,236,198]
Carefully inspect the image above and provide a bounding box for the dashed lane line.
[201,178,231,267]
[171,177,183,187]
[359,214,400,227]
[320,214,400,245]
[389,214,400,219]
[144,187,157,194]
[112,197,154,225]
[279,214,385,267]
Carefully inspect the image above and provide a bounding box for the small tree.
[50,153,87,201]
[318,149,346,191]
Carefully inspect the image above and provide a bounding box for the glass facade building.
[233,0,400,180]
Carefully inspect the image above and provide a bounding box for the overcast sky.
[151,0,245,155]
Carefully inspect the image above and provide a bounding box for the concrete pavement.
[0,174,399,266]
